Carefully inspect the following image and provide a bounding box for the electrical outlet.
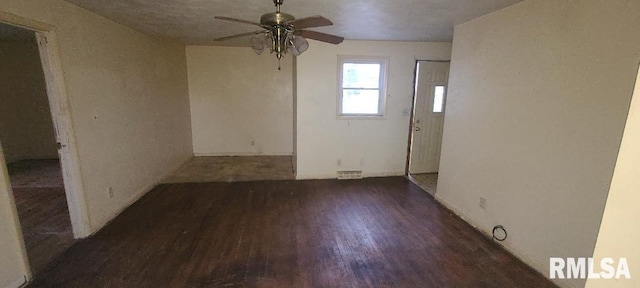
[337,159,342,166]
[479,197,487,209]
[108,187,114,199]
[251,140,255,146]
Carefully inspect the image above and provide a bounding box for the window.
[338,56,388,117]
[433,85,446,113]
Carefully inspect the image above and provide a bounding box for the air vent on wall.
[337,170,363,180]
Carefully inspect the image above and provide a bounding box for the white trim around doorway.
[0,11,92,240]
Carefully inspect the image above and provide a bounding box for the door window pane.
[433,86,445,113]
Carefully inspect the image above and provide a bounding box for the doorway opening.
[0,19,88,277]
[406,60,450,195]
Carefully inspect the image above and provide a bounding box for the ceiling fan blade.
[215,16,266,28]
[214,30,266,41]
[295,30,344,44]
[286,15,333,29]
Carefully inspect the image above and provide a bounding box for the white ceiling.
[63,0,522,45]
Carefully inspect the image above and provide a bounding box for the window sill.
[337,115,386,120]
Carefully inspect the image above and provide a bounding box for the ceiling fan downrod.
[274,0,283,12]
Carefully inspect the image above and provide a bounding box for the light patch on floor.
[409,173,438,196]
[163,156,294,183]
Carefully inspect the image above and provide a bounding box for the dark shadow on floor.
[8,159,75,275]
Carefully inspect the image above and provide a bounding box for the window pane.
[433,86,445,113]
[342,89,380,114]
[343,63,381,89]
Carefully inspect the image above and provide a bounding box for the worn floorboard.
[29,177,555,288]
[8,159,75,275]
[408,173,438,196]
[163,156,295,184]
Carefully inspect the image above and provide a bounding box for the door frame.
[405,59,451,175]
[0,11,92,241]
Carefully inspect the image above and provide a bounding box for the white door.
[409,61,449,174]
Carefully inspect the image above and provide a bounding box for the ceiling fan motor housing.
[260,12,295,26]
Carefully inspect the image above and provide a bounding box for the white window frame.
[337,55,389,119]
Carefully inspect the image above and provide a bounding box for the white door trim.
[0,144,32,281]
[0,12,92,238]
[35,32,92,238]
[406,59,451,175]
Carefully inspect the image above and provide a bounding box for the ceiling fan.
[214,0,344,70]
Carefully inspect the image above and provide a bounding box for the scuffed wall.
[0,0,193,285]
[187,46,293,156]
[438,1,640,287]
[295,40,451,179]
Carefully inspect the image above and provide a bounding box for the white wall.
[586,66,640,288]
[0,37,58,163]
[296,40,451,179]
[187,46,293,156]
[0,0,192,284]
[437,1,640,287]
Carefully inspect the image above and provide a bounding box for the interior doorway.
[0,21,83,276]
[406,60,450,195]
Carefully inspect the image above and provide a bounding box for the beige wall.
[296,40,451,179]
[0,0,192,284]
[187,46,293,156]
[0,37,58,163]
[586,66,640,288]
[0,145,29,288]
[437,0,640,287]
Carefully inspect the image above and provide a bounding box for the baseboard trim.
[194,152,293,157]
[5,275,27,288]
[295,173,336,180]
[296,171,404,180]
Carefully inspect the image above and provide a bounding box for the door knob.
[415,127,421,132]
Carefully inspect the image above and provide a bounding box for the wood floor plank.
[28,177,556,288]
[8,160,75,275]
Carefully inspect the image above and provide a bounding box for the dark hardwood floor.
[8,160,75,275]
[29,177,556,288]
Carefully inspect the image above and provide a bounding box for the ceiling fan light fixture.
[289,35,309,56]
[250,34,267,55]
